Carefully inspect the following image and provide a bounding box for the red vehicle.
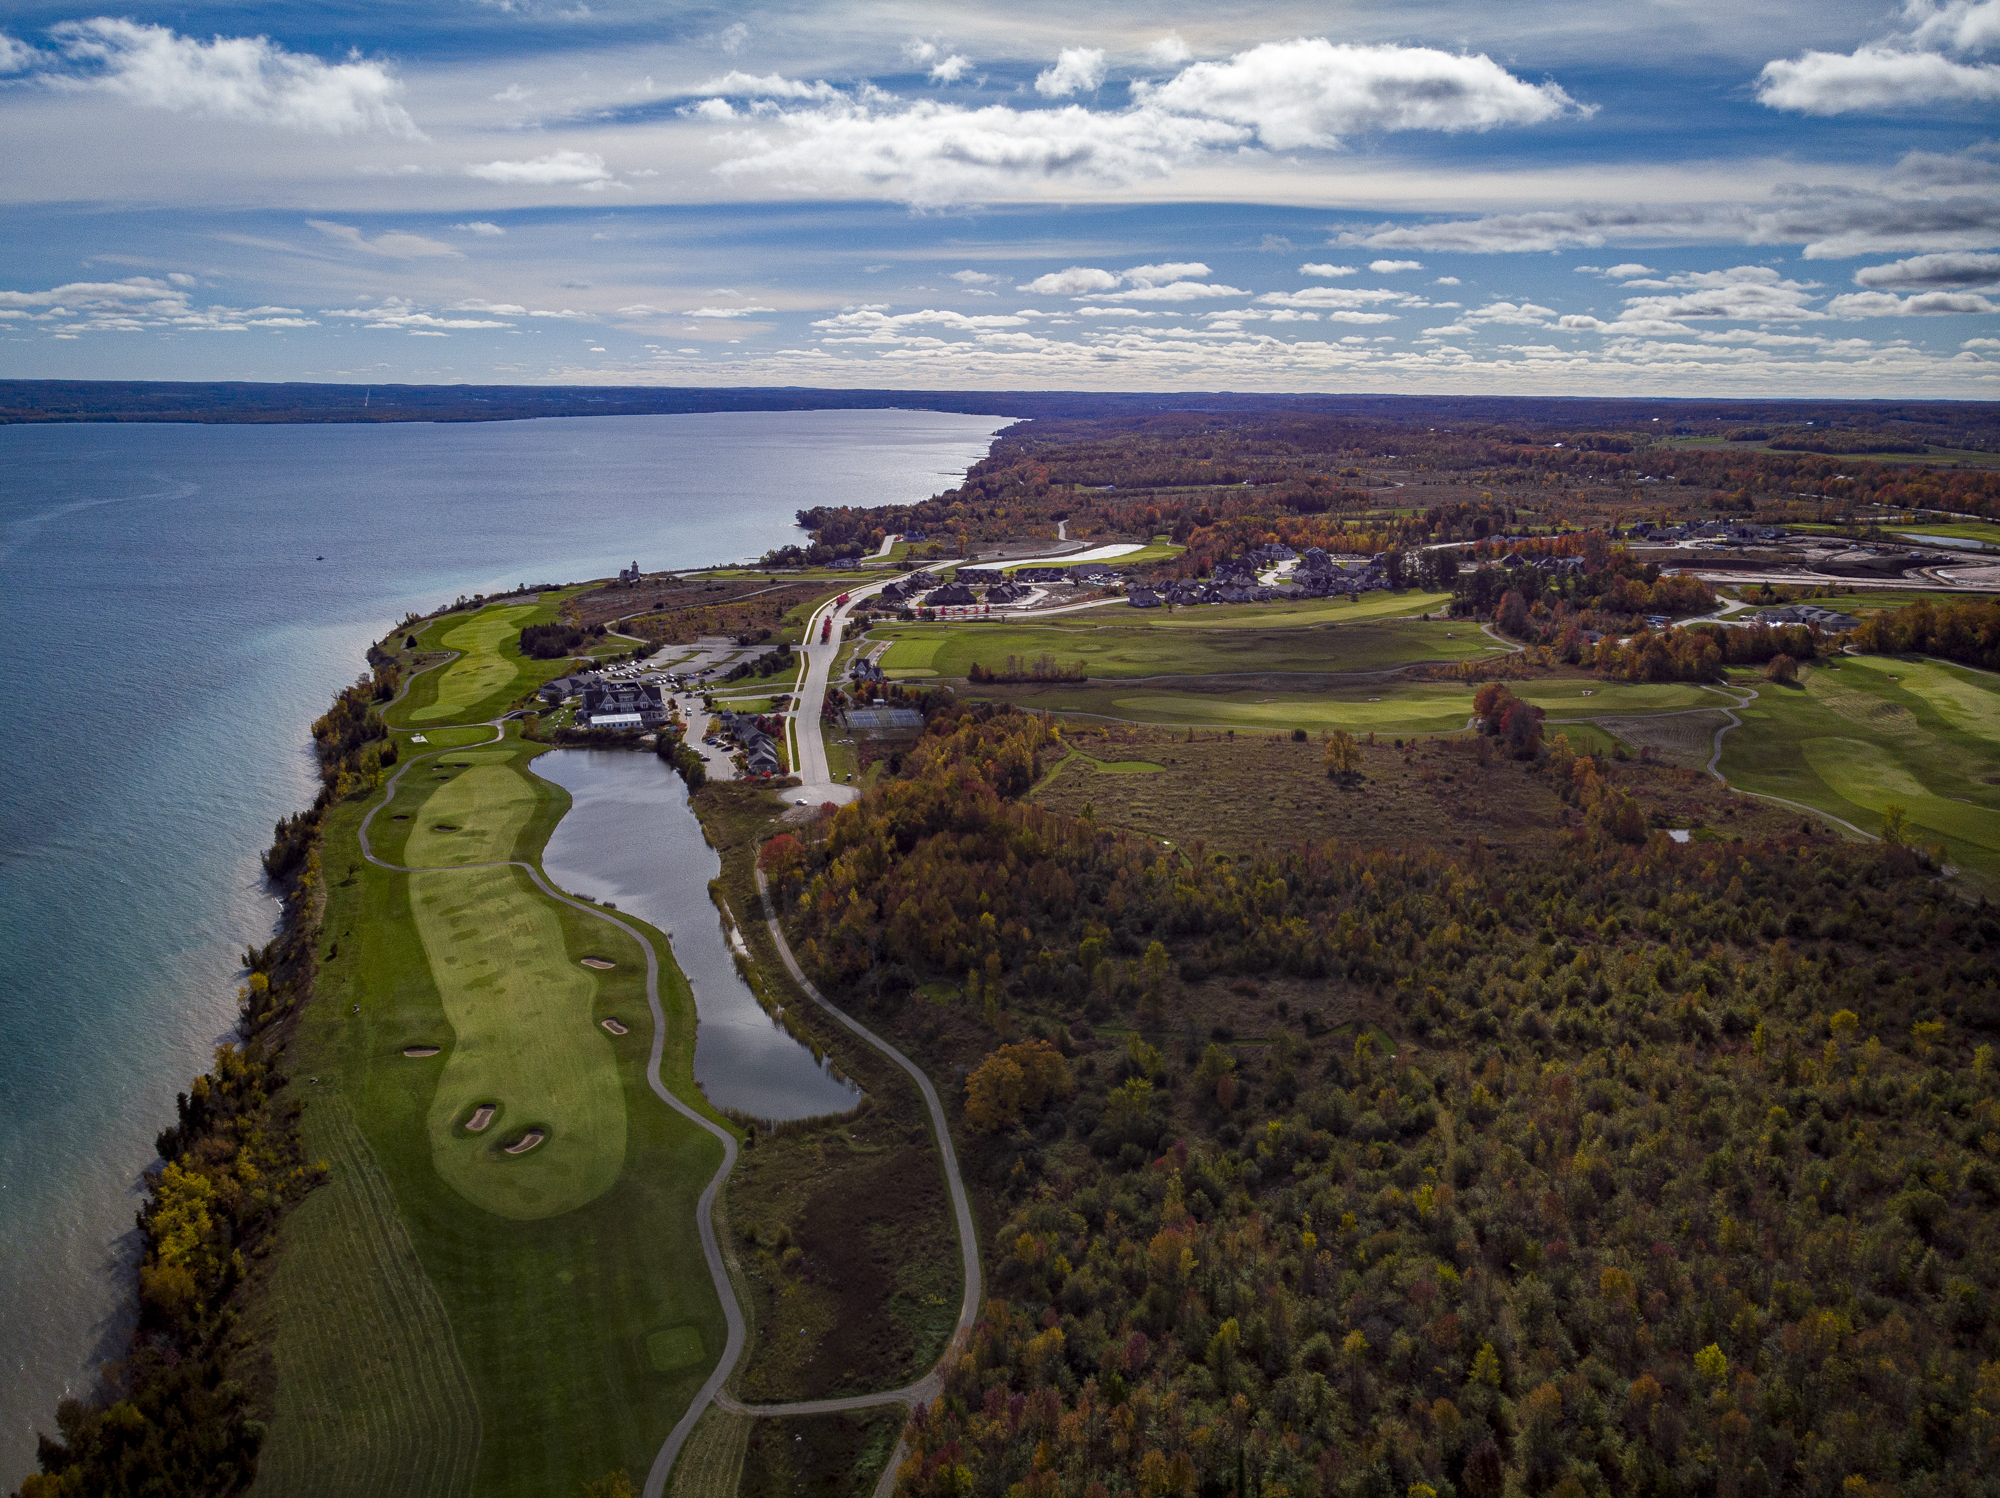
[820,617,832,643]
[835,593,851,606]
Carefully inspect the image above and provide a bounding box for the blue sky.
[1,0,1996,394]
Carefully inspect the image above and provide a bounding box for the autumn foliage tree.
[964,1039,1074,1132]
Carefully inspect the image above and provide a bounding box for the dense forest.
[767,706,2000,1498]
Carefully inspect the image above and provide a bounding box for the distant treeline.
[1853,596,2000,671]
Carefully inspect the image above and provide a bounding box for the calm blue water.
[0,408,1006,1483]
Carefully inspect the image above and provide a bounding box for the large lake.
[0,408,1006,1484]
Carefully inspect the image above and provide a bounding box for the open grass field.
[1886,520,2000,548]
[249,1095,482,1498]
[873,603,1475,682]
[262,720,735,1496]
[391,599,579,728]
[1029,724,1799,858]
[977,674,1712,735]
[1718,655,2000,889]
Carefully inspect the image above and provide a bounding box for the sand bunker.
[580,957,615,970]
[466,1104,496,1132]
[503,1129,546,1155]
[403,1045,441,1058]
[600,1018,629,1035]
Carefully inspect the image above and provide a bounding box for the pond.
[531,749,861,1122]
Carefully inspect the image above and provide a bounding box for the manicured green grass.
[405,755,540,867]
[1719,656,2000,888]
[410,605,543,723]
[268,733,734,1495]
[412,863,628,1221]
[875,609,1476,681]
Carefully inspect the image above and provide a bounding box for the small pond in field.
[531,748,861,1122]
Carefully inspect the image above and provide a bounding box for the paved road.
[787,576,903,805]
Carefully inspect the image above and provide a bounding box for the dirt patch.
[739,1411,906,1498]
[1595,711,1729,769]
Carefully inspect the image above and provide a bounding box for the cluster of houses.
[876,566,1051,612]
[876,570,940,606]
[1750,602,1861,632]
[716,710,784,776]
[1493,552,1589,576]
[1122,545,1396,609]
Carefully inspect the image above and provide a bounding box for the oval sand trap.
[403,1045,441,1058]
[503,1129,546,1155]
[580,956,615,970]
[600,1018,629,1035]
[465,1104,496,1132]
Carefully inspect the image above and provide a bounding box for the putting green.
[405,754,541,867]
[411,605,539,724]
[1847,656,2000,740]
[413,865,626,1220]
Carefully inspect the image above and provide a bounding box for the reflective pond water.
[531,748,862,1122]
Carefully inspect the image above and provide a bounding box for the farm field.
[1718,655,2000,889]
[262,710,732,1493]
[873,600,1474,681]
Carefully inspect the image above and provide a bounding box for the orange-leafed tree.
[964,1039,1074,1132]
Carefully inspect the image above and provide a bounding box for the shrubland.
[767,705,2000,1498]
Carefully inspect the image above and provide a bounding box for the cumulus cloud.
[683,304,778,318]
[1757,46,2000,112]
[1759,1,2000,113]
[43,18,419,136]
[811,306,1031,342]
[1137,38,1586,150]
[1369,258,1422,273]
[1853,250,2000,288]
[0,32,33,73]
[1827,288,2000,315]
[1096,280,1246,302]
[0,275,325,334]
[465,150,612,186]
[950,269,1004,285]
[454,220,506,236]
[1020,266,1121,295]
[1258,285,1411,309]
[1147,34,1192,68]
[691,38,1584,204]
[1300,263,1358,277]
[1035,47,1107,98]
[1123,261,1210,286]
[905,41,972,83]
[1604,263,1654,278]
[307,219,461,257]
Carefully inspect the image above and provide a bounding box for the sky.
[0,0,1997,395]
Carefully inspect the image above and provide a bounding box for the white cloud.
[44,19,419,136]
[683,304,778,318]
[1368,258,1423,273]
[685,98,736,120]
[1137,38,1587,150]
[1147,35,1192,68]
[810,306,1031,342]
[454,221,506,236]
[0,276,329,334]
[1035,47,1107,98]
[1019,266,1121,295]
[465,150,612,186]
[1853,250,2000,288]
[1604,263,1654,278]
[1096,280,1246,302]
[1757,46,2000,113]
[1258,286,1413,309]
[1465,300,1559,325]
[1434,276,1461,285]
[1827,288,2000,315]
[950,269,1004,286]
[1300,263,1358,277]
[692,70,839,101]
[325,297,512,330]
[1123,261,1210,286]
[1614,265,1825,322]
[1759,1,2000,113]
[905,41,974,85]
[492,83,532,104]
[718,22,748,55]
[450,298,525,313]
[306,219,461,257]
[0,32,33,73]
[929,54,971,83]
